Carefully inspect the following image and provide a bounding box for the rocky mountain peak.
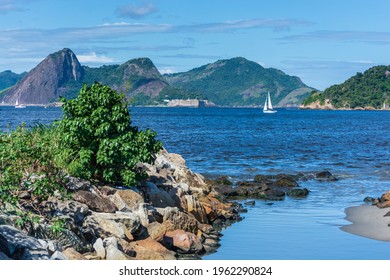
[2,48,84,105]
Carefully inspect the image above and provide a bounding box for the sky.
[1,0,390,90]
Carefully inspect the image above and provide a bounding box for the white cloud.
[116,3,157,19]
[158,67,177,74]
[77,52,115,64]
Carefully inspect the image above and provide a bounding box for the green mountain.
[164,57,314,107]
[1,49,314,106]
[302,65,390,109]
[0,70,26,91]
[0,49,187,105]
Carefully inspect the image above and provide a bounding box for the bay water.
[1,106,389,259]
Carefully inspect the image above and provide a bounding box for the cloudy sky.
[1,0,389,90]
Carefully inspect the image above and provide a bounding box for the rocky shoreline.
[0,149,243,260]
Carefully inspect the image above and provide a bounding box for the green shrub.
[57,82,162,186]
[0,124,66,206]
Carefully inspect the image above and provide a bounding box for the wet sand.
[341,204,390,242]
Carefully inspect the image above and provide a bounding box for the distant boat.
[15,99,26,109]
[263,92,277,113]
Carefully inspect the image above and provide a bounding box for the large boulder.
[141,182,176,208]
[83,212,141,240]
[0,225,50,260]
[157,207,199,234]
[110,189,144,212]
[162,229,203,254]
[73,190,117,213]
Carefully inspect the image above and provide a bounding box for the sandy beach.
[341,204,390,242]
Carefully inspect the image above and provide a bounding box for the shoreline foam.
[341,204,390,242]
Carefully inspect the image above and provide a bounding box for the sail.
[264,97,268,110]
[267,92,273,110]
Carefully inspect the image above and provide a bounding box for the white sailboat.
[15,98,26,109]
[263,92,277,113]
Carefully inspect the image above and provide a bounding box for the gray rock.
[0,225,50,260]
[287,188,310,198]
[50,250,68,260]
[0,251,12,260]
[104,237,130,260]
[93,238,105,259]
[65,176,92,191]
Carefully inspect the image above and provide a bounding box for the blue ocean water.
[1,106,390,259]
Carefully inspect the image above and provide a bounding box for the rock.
[62,247,86,260]
[214,176,233,186]
[253,174,273,184]
[72,190,117,213]
[363,197,376,203]
[287,188,310,198]
[162,229,203,254]
[315,171,337,181]
[50,251,68,260]
[273,175,299,188]
[65,176,92,191]
[184,195,209,224]
[264,189,286,200]
[56,200,89,225]
[135,238,176,259]
[83,212,141,240]
[244,200,255,206]
[110,189,144,212]
[120,238,175,260]
[157,207,199,234]
[145,222,171,242]
[381,191,390,202]
[234,181,269,198]
[142,182,176,208]
[377,200,390,209]
[93,238,105,259]
[0,225,50,260]
[0,251,11,260]
[104,237,131,260]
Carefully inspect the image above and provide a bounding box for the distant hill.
[82,58,193,105]
[302,66,390,109]
[164,57,314,107]
[1,49,314,106]
[0,70,26,91]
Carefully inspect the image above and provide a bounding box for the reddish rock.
[162,229,203,254]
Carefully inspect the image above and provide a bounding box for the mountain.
[1,48,84,104]
[163,57,314,107]
[1,49,314,106]
[302,66,390,109]
[0,70,26,91]
[82,58,191,105]
[0,49,187,105]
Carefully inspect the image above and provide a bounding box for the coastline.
[341,204,390,242]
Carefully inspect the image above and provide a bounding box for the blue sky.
[1,0,389,90]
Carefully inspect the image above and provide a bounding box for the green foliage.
[57,82,162,186]
[303,66,390,109]
[302,91,325,106]
[0,124,67,206]
[15,210,40,232]
[50,218,67,233]
[164,57,310,106]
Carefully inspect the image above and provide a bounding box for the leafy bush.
[0,124,66,206]
[57,82,162,186]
